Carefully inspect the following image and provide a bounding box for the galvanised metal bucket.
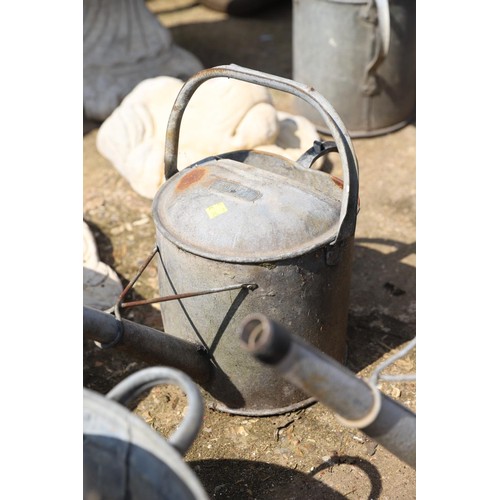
[152,65,359,416]
[83,367,208,500]
[292,0,416,138]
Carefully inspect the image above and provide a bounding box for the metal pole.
[83,306,211,384]
[239,313,416,468]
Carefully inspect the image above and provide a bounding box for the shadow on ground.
[347,237,416,372]
[164,1,293,78]
[189,456,382,499]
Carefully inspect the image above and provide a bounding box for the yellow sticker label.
[205,202,228,219]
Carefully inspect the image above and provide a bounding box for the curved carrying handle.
[361,0,391,94]
[374,0,390,60]
[106,366,204,456]
[164,64,359,243]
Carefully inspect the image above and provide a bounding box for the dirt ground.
[83,1,416,498]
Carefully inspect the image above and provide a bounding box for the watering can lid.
[152,151,345,263]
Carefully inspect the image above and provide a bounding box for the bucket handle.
[361,0,391,95]
[164,64,359,243]
[106,367,204,456]
[374,0,390,60]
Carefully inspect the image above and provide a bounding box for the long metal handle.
[239,313,416,468]
[106,366,204,456]
[83,306,211,384]
[164,64,359,242]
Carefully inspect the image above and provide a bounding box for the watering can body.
[152,65,359,416]
[83,367,208,499]
[292,0,416,137]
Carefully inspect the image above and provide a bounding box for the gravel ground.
[83,1,416,498]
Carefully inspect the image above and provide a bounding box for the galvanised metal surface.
[84,368,208,500]
[155,233,355,415]
[292,0,416,138]
[153,65,359,415]
[239,315,416,468]
[163,65,359,244]
[153,151,345,262]
[83,305,211,385]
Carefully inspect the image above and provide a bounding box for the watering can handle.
[374,0,390,60]
[105,366,204,456]
[361,0,390,95]
[164,64,359,243]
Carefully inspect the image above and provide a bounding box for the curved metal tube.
[239,313,416,468]
[83,306,211,384]
[106,366,205,456]
[374,0,390,60]
[163,64,359,243]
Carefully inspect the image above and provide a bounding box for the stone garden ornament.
[96,76,323,199]
[83,0,203,121]
[83,221,123,311]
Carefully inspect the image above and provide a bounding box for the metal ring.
[94,304,124,350]
[334,379,382,429]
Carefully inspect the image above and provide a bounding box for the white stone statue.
[96,76,322,199]
[83,221,123,311]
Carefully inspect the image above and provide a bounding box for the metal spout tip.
[239,314,291,365]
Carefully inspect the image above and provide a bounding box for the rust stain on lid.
[176,167,207,191]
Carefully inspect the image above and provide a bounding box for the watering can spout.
[239,313,416,469]
[83,306,212,385]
